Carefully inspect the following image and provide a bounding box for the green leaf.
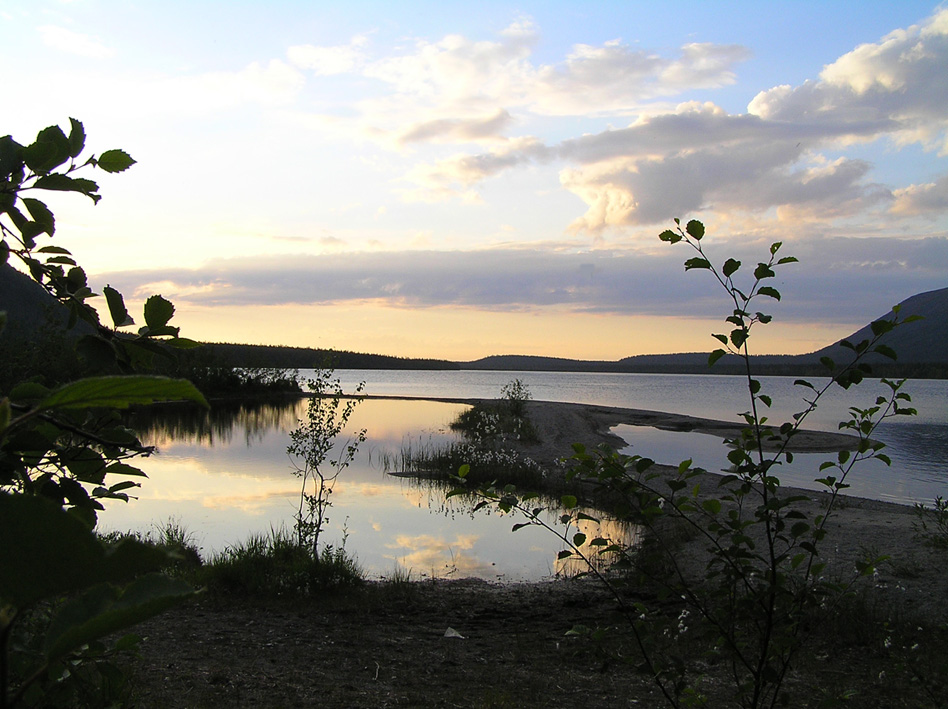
[722,258,741,277]
[874,344,897,361]
[104,462,148,478]
[658,229,681,243]
[708,349,726,367]
[790,522,810,538]
[572,532,587,547]
[560,494,578,510]
[165,337,202,349]
[22,198,55,235]
[44,573,193,661]
[37,375,209,411]
[701,499,722,515]
[10,381,52,402]
[870,319,895,336]
[139,324,180,338]
[67,118,86,158]
[730,328,748,349]
[37,245,72,254]
[34,174,101,202]
[96,149,136,174]
[0,135,25,180]
[754,263,775,280]
[23,125,71,174]
[685,220,705,240]
[684,257,711,271]
[0,494,105,606]
[143,294,175,329]
[104,285,134,327]
[757,286,781,300]
[557,550,572,560]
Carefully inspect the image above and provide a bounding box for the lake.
[101,370,946,581]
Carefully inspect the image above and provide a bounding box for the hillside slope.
[804,287,947,365]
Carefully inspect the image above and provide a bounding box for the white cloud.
[39,25,114,59]
[338,19,750,149]
[891,173,948,216]
[397,109,514,145]
[287,34,369,75]
[138,59,306,117]
[398,8,948,229]
[749,8,948,152]
[530,40,750,116]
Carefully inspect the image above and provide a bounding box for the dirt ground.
[130,399,948,708]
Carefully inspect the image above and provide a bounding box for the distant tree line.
[201,342,460,371]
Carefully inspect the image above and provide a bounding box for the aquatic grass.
[384,436,547,490]
[99,518,204,575]
[198,527,363,596]
[451,402,540,445]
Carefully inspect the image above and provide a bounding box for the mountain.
[805,286,948,365]
[0,263,95,339]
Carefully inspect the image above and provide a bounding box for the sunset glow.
[4,1,946,359]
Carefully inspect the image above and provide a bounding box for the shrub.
[451,219,918,708]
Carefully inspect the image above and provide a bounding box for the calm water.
[101,370,946,580]
[327,369,948,504]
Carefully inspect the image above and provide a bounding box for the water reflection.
[403,475,640,578]
[106,397,638,581]
[127,399,301,448]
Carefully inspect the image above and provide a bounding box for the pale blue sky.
[2,1,946,359]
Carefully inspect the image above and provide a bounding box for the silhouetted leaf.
[96,149,136,173]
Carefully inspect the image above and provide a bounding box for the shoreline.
[364,394,947,617]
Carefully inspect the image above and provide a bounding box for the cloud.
[400,8,948,228]
[98,236,948,325]
[749,8,948,152]
[890,173,948,216]
[397,109,514,145]
[169,59,305,111]
[39,25,114,59]
[288,34,369,75]
[340,19,750,149]
[530,41,751,116]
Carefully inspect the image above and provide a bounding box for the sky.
[2,0,947,361]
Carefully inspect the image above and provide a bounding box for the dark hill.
[0,263,96,339]
[804,287,947,366]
